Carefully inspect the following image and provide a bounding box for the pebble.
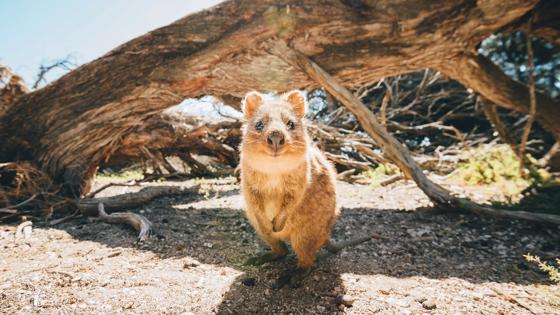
[316,305,325,312]
[336,294,355,306]
[413,296,427,303]
[422,299,436,310]
[386,297,410,308]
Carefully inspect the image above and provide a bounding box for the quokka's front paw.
[243,251,287,266]
[274,267,311,289]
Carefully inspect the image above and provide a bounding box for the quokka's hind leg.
[275,231,324,288]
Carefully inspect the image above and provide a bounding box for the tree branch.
[272,41,560,225]
[436,53,560,141]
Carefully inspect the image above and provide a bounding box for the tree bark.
[436,54,560,141]
[273,41,560,225]
[0,0,556,196]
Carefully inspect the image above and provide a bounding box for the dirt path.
[1,177,559,314]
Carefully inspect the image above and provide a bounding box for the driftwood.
[96,203,152,242]
[272,41,560,226]
[1,0,558,196]
[78,186,198,241]
[77,185,198,216]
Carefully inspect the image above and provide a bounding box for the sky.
[0,0,224,86]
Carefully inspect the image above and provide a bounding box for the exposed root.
[96,203,152,242]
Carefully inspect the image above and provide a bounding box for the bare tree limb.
[518,16,538,174]
[272,41,560,225]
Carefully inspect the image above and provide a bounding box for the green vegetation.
[361,163,401,188]
[95,169,144,181]
[451,144,560,213]
[525,254,560,309]
[525,254,560,284]
[452,144,533,186]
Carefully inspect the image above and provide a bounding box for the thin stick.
[481,99,519,155]
[325,233,386,253]
[518,16,537,175]
[86,182,141,199]
[491,288,537,315]
[48,209,81,226]
[3,193,39,209]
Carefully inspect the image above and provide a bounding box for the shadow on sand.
[26,181,560,313]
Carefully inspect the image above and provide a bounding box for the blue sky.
[0,0,223,86]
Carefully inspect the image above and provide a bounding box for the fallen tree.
[107,111,241,177]
[1,0,559,197]
[271,41,560,225]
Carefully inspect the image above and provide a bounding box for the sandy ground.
[1,177,559,314]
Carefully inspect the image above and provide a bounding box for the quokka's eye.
[287,120,295,130]
[255,121,264,131]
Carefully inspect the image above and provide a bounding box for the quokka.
[239,90,338,288]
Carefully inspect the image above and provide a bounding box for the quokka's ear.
[242,91,263,119]
[285,90,306,118]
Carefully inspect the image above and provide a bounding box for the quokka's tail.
[324,233,385,253]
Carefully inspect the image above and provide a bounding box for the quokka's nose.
[267,130,285,150]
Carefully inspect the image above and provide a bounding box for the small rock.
[241,277,256,286]
[473,293,483,301]
[413,296,427,303]
[422,299,436,310]
[386,297,410,308]
[338,304,346,311]
[336,294,355,307]
[184,262,197,269]
[316,305,325,312]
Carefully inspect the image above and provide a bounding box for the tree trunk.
[0,0,557,196]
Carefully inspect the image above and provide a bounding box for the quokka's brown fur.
[239,90,338,277]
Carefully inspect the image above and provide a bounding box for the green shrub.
[525,254,560,284]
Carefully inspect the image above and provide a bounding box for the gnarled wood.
[436,53,560,141]
[0,0,556,196]
[273,41,560,225]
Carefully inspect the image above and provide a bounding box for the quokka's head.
[240,90,309,171]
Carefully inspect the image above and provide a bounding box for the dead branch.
[32,56,76,89]
[85,182,142,199]
[491,288,538,315]
[378,174,405,187]
[77,186,199,241]
[518,17,538,174]
[77,185,198,216]
[481,99,519,154]
[538,141,560,168]
[48,209,80,226]
[97,202,152,242]
[272,41,560,226]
